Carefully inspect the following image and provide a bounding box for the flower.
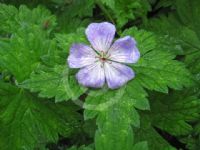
[67,22,140,89]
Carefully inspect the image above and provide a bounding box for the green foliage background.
[0,0,200,150]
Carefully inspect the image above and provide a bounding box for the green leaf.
[21,29,88,102]
[0,26,54,81]
[145,0,200,79]
[0,4,57,81]
[55,28,89,53]
[100,0,151,27]
[0,3,18,33]
[134,114,176,150]
[21,65,86,102]
[175,0,200,36]
[0,7,88,102]
[57,17,90,33]
[100,0,115,8]
[154,0,175,9]
[180,135,200,150]
[93,89,136,150]
[55,0,94,33]
[134,90,200,150]
[151,91,200,136]
[123,27,193,93]
[125,80,149,110]
[181,120,200,150]
[84,86,144,150]
[0,4,56,34]
[0,82,81,150]
[180,116,200,150]
[132,141,148,150]
[84,87,127,120]
[175,0,200,80]
[84,80,148,121]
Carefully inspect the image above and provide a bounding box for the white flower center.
[97,51,110,62]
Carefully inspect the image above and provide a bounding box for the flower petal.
[68,43,97,68]
[76,62,105,88]
[85,22,116,52]
[104,62,135,89]
[108,36,140,63]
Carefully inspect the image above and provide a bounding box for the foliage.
[0,0,200,150]
[0,82,81,150]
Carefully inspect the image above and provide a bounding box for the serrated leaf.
[123,27,193,93]
[125,80,149,110]
[55,28,89,53]
[100,0,115,9]
[180,135,200,150]
[21,29,88,102]
[0,82,81,150]
[63,0,94,18]
[56,0,94,33]
[134,90,200,150]
[0,4,57,82]
[0,3,18,33]
[100,0,151,27]
[154,0,175,9]
[0,4,56,34]
[84,85,144,150]
[0,26,54,81]
[145,0,200,81]
[21,65,86,102]
[151,91,200,136]
[93,89,136,150]
[134,114,176,150]
[84,87,126,119]
[57,17,90,33]
[175,0,200,81]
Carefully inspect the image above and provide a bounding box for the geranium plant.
[0,0,200,150]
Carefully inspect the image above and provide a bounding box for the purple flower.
[67,22,140,89]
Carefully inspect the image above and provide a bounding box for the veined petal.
[85,22,116,52]
[104,62,135,89]
[68,43,97,68]
[108,36,140,63]
[76,62,105,88]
